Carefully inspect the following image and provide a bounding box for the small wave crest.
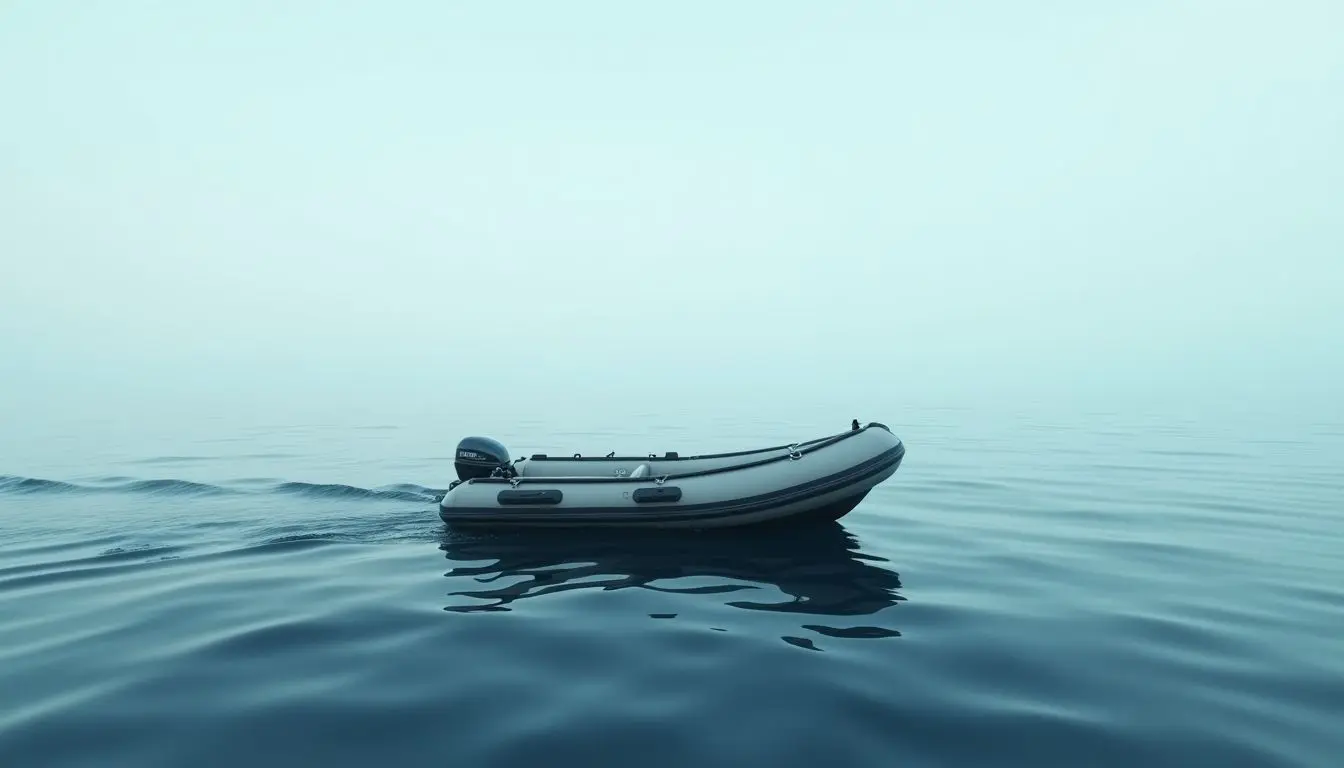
[271,482,439,503]
[0,475,238,497]
[0,475,85,494]
[122,479,239,497]
[0,474,440,503]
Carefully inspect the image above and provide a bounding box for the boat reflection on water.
[438,522,906,650]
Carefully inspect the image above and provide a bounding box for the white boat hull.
[438,421,905,529]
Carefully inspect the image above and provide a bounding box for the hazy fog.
[3,1,1341,430]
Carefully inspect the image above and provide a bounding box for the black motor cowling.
[454,436,512,481]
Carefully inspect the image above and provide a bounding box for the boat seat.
[629,463,651,479]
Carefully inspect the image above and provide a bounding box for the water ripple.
[2,418,1341,767]
[439,523,907,651]
[0,473,441,503]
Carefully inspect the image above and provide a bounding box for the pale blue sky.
[2,1,1341,426]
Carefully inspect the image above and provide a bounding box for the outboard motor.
[454,436,512,482]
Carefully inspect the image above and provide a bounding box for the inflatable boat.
[438,419,905,529]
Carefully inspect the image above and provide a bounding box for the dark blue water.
[2,408,1341,767]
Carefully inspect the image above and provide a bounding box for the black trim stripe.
[480,426,898,486]
[521,422,890,464]
[441,443,904,526]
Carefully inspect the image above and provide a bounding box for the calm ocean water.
[2,405,1341,767]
